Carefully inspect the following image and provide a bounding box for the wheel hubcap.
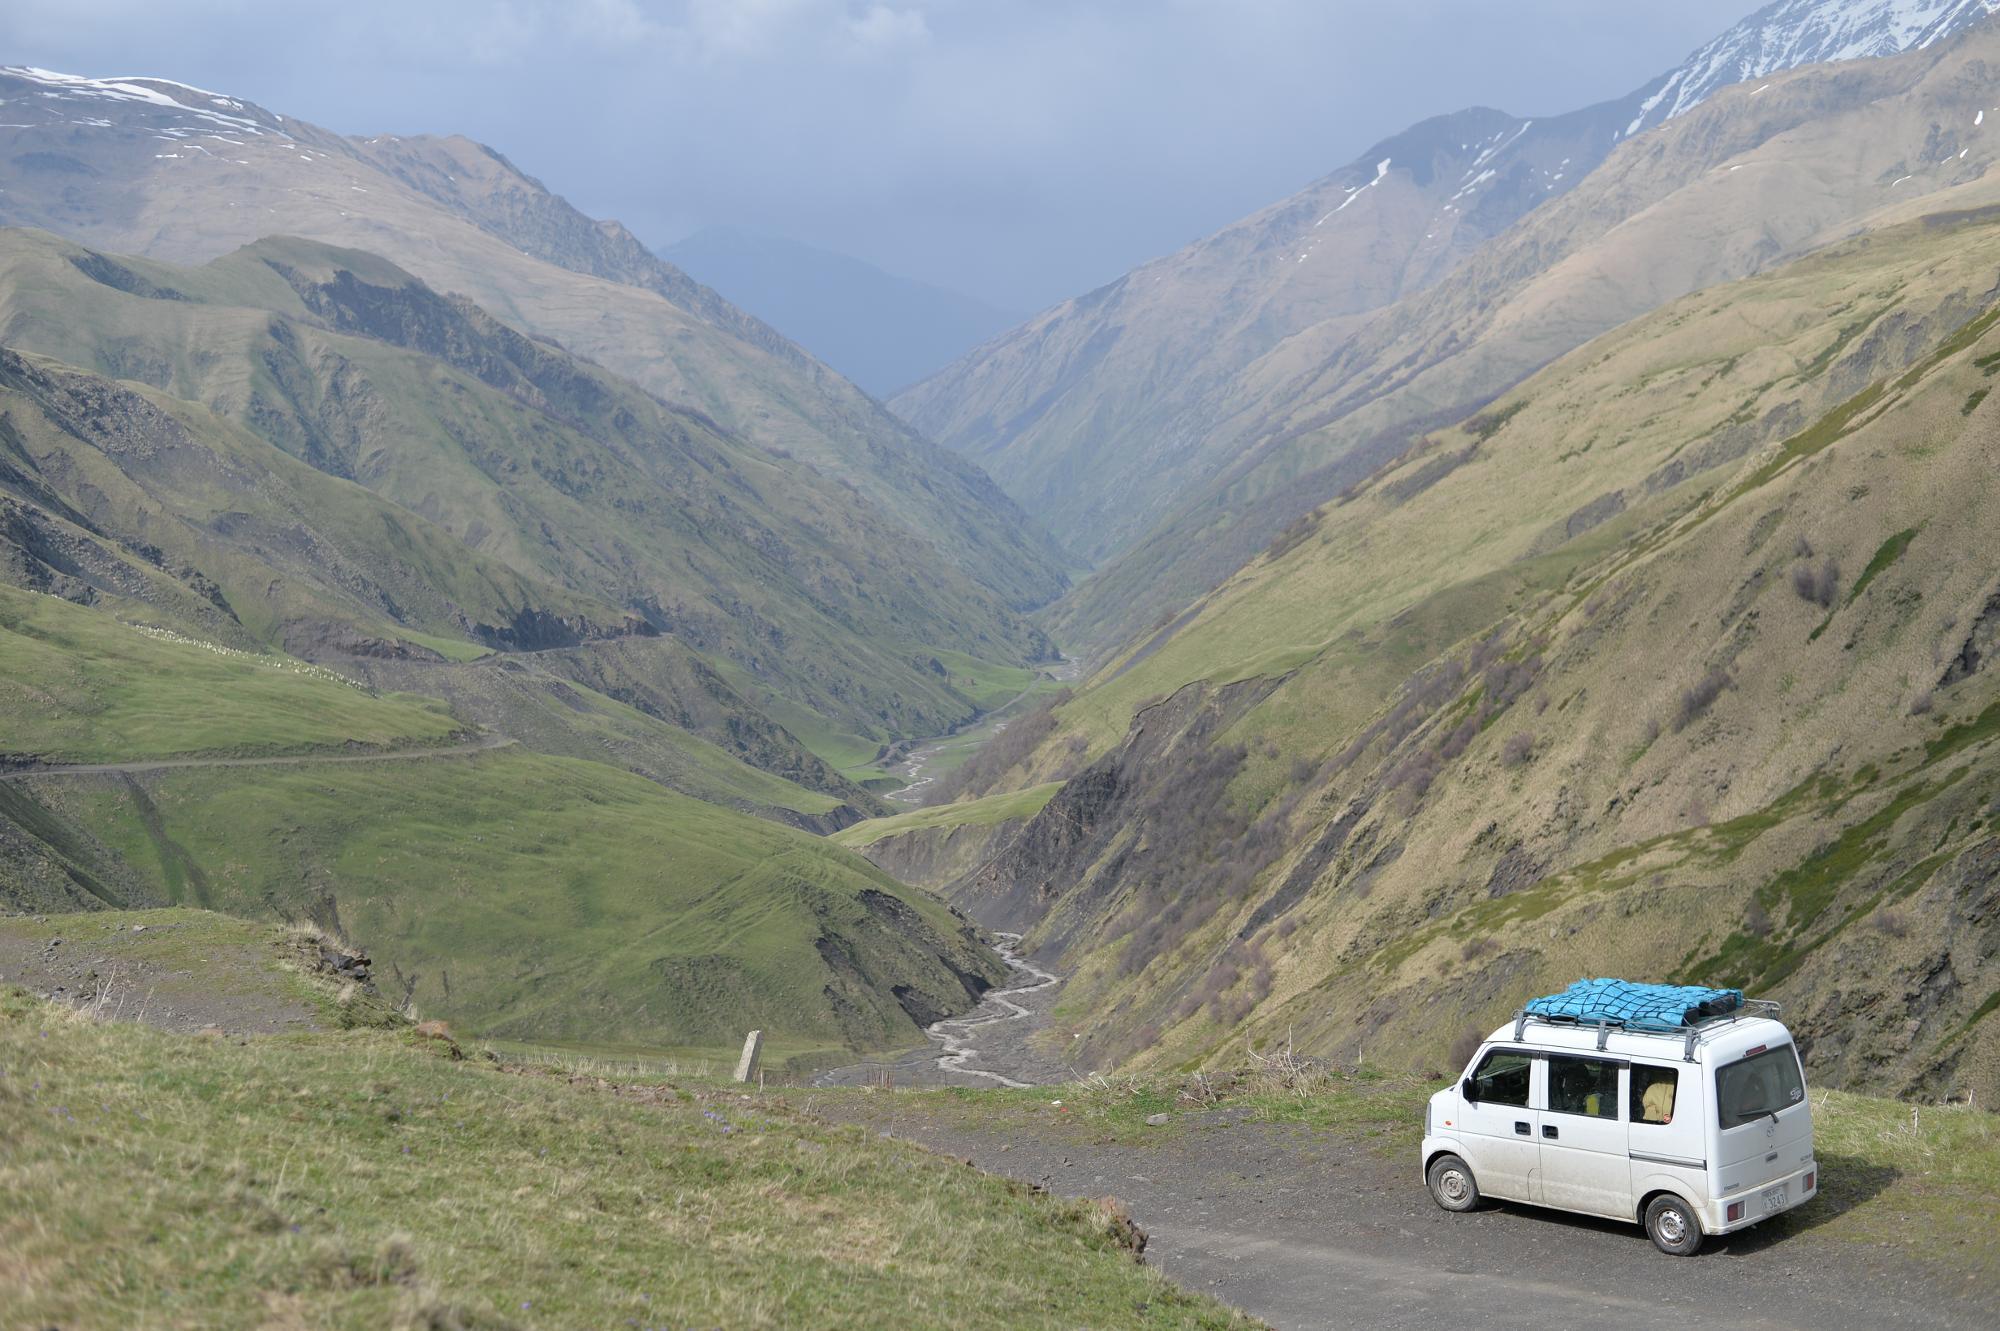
[1439,1170,1469,1203]
[1658,1210,1687,1244]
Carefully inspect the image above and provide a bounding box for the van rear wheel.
[1644,1194,1704,1256]
[1426,1154,1480,1212]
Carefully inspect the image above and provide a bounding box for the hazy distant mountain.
[1049,14,2000,653]
[0,68,1069,624]
[896,0,2000,588]
[665,226,1023,398]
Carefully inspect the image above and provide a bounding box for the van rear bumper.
[1704,1159,1817,1234]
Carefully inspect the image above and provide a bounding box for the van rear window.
[1715,1044,1805,1130]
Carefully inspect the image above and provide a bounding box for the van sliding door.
[1539,1053,1633,1218]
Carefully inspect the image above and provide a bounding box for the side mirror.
[1461,1077,1479,1103]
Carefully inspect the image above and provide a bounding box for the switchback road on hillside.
[0,733,515,782]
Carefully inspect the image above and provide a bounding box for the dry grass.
[0,987,1254,1330]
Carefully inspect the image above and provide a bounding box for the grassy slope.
[0,994,1249,1330]
[0,585,461,763]
[835,784,1064,850]
[342,652,849,820]
[0,580,844,820]
[0,229,1048,746]
[44,748,989,1053]
[938,208,2000,1100]
[0,79,1072,616]
[0,591,993,1052]
[1059,214,2000,748]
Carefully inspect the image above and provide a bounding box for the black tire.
[1426,1153,1480,1212]
[1644,1194,1704,1256]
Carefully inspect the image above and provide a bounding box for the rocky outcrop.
[950,675,1283,952]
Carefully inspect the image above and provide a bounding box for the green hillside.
[890,205,2000,1103]
[0,584,1001,1051]
[49,748,998,1050]
[0,582,460,764]
[0,70,1071,620]
[0,229,1051,748]
[0,989,1246,1330]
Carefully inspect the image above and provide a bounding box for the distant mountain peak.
[1630,0,2000,135]
[0,65,286,137]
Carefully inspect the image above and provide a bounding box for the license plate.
[1761,1184,1788,1212]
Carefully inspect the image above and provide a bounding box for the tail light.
[1804,1171,1815,1192]
[1726,1201,1744,1222]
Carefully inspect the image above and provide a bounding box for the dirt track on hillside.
[0,733,514,782]
[813,950,1996,1330]
[820,1095,1995,1331]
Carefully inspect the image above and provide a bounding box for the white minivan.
[1421,1001,1817,1254]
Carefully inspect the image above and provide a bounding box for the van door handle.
[1514,1121,1530,1135]
[1543,1125,1559,1139]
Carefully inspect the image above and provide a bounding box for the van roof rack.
[1512,998,1781,1062]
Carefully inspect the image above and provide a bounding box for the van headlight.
[1426,1099,1433,1136]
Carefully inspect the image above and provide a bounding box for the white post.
[734,1029,764,1084]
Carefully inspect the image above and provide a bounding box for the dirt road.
[813,939,1994,1329]
[0,733,514,782]
[821,1097,1993,1330]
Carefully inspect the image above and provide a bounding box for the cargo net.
[1524,978,1743,1032]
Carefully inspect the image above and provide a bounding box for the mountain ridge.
[893,0,2000,620]
[0,64,1071,619]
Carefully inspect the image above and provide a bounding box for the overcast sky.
[4,1,1762,309]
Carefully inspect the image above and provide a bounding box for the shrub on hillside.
[1792,555,1841,608]
[1265,509,1322,560]
[1500,731,1535,767]
[1448,1025,1486,1073]
[1871,907,1911,939]
[1673,667,1733,732]
[1465,399,1528,441]
[1110,744,1316,986]
[1745,899,1774,939]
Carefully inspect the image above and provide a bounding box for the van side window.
[1469,1049,1532,1107]
[1630,1064,1679,1125]
[1546,1054,1619,1119]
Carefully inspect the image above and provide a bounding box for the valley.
[6,1,2000,1325]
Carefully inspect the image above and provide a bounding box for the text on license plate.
[1761,1184,1788,1211]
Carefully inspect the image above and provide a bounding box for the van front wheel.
[1643,1195,1704,1256]
[1426,1154,1480,1212]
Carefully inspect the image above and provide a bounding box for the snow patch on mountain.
[0,66,283,137]
[1636,0,2000,133]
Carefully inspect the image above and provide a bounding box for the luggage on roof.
[1524,978,1743,1031]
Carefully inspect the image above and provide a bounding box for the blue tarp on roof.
[1526,978,1742,1030]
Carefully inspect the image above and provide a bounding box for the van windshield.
[1715,1044,1805,1130]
